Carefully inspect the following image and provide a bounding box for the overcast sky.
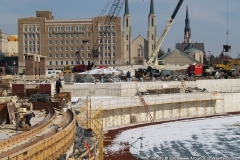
[0,0,239,57]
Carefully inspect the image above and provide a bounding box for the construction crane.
[87,0,124,71]
[136,0,184,78]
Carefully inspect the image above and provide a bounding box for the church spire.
[149,0,155,15]
[124,0,129,15]
[184,5,191,43]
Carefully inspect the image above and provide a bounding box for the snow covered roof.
[76,67,120,75]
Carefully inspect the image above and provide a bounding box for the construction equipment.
[214,59,240,76]
[137,0,184,78]
[87,0,124,70]
[63,65,72,73]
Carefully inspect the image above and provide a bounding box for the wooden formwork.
[0,109,76,160]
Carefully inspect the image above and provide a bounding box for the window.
[108,40,110,43]
[105,61,107,64]
[112,39,115,43]
[108,46,110,50]
[33,41,35,45]
[126,34,128,40]
[61,61,63,65]
[105,53,107,57]
[37,27,40,31]
[65,34,68,38]
[113,61,115,64]
[55,54,58,58]
[36,33,39,38]
[71,40,73,44]
[152,34,153,40]
[49,61,52,65]
[55,40,57,45]
[55,61,58,65]
[55,47,58,51]
[75,34,78,38]
[76,40,78,44]
[126,18,129,27]
[24,34,27,38]
[108,61,110,64]
[65,40,68,44]
[88,53,90,57]
[127,45,128,51]
[49,40,51,45]
[65,54,68,58]
[60,34,63,38]
[87,46,90,51]
[37,48,40,52]
[65,47,68,51]
[24,28,27,32]
[49,47,52,52]
[49,54,52,58]
[71,47,74,51]
[25,48,27,52]
[48,34,51,38]
[66,61,68,65]
[112,32,115,36]
[29,48,32,52]
[25,41,27,45]
[81,53,84,58]
[37,41,39,44]
[112,26,115,30]
[71,61,74,65]
[60,40,63,45]
[29,28,31,32]
[113,53,115,57]
[87,33,90,37]
[76,47,79,51]
[108,53,111,57]
[33,48,35,52]
[54,34,57,38]
[81,33,84,38]
[151,18,154,27]
[60,54,63,58]
[71,53,74,58]
[112,46,115,50]
[100,61,102,64]
[81,46,84,51]
[70,34,73,38]
[60,47,63,51]
[87,26,90,31]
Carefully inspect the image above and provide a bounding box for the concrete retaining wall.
[84,92,239,130]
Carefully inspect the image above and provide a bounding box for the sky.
[0,0,239,57]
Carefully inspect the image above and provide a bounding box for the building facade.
[0,29,8,53]
[122,0,157,65]
[18,11,122,73]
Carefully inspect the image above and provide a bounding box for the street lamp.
[208,51,211,66]
[13,61,16,78]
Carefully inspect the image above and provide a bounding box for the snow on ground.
[76,67,120,75]
[105,115,240,159]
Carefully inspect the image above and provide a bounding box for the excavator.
[135,0,184,78]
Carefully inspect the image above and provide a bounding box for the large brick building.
[18,11,122,74]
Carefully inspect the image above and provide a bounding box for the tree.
[158,48,166,58]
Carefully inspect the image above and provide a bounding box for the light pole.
[208,51,211,66]
[13,61,16,78]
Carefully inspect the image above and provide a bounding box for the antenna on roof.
[223,0,231,52]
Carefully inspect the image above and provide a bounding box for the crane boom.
[88,0,124,70]
[146,0,184,67]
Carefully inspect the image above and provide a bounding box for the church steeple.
[124,0,129,15]
[184,5,191,43]
[149,0,155,15]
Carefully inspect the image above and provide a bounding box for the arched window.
[126,18,129,27]
[151,18,154,27]
[151,34,154,40]
[126,34,128,40]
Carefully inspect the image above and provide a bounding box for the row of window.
[48,39,90,45]
[49,52,116,58]
[49,46,115,52]
[99,26,115,31]
[48,33,90,38]
[24,34,40,39]
[49,60,116,66]
[25,41,40,45]
[24,47,40,52]
[48,26,91,32]
[24,27,40,32]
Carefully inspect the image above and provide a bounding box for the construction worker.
[56,78,62,94]
[17,112,35,131]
